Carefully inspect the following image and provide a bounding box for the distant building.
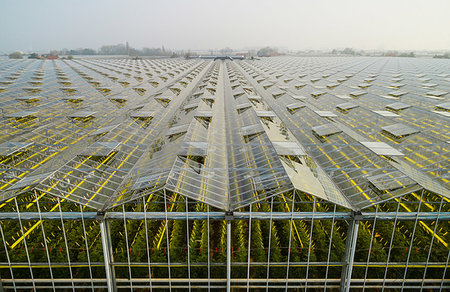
[28,53,42,59]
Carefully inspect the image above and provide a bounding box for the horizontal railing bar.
[0,211,448,221]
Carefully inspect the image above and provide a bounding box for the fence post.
[226,211,234,292]
[98,212,116,292]
[340,211,361,292]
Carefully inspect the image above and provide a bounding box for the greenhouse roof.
[0,56,448,211]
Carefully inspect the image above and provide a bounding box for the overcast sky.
[1,0,449,53]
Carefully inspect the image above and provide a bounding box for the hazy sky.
[1,0,449,52]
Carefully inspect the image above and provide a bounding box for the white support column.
[99,214,116,292]
[340,212,360,292]
[226,214,232,292]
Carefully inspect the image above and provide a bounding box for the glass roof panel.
[0,57,447,212]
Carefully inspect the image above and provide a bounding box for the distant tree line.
[384,51,415,57]
[66,48,97,55]
[58,43,174,56]
[331,48,360,55]
[433,53,450,59]
[257,47,282,57]
[330,48,367,56]
[330,48,417,57]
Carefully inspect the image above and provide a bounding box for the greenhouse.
[0,55,448,290]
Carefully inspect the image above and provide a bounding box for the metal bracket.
[95,211,106,221]
[354,210,363,221]
[225,211,234,221]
